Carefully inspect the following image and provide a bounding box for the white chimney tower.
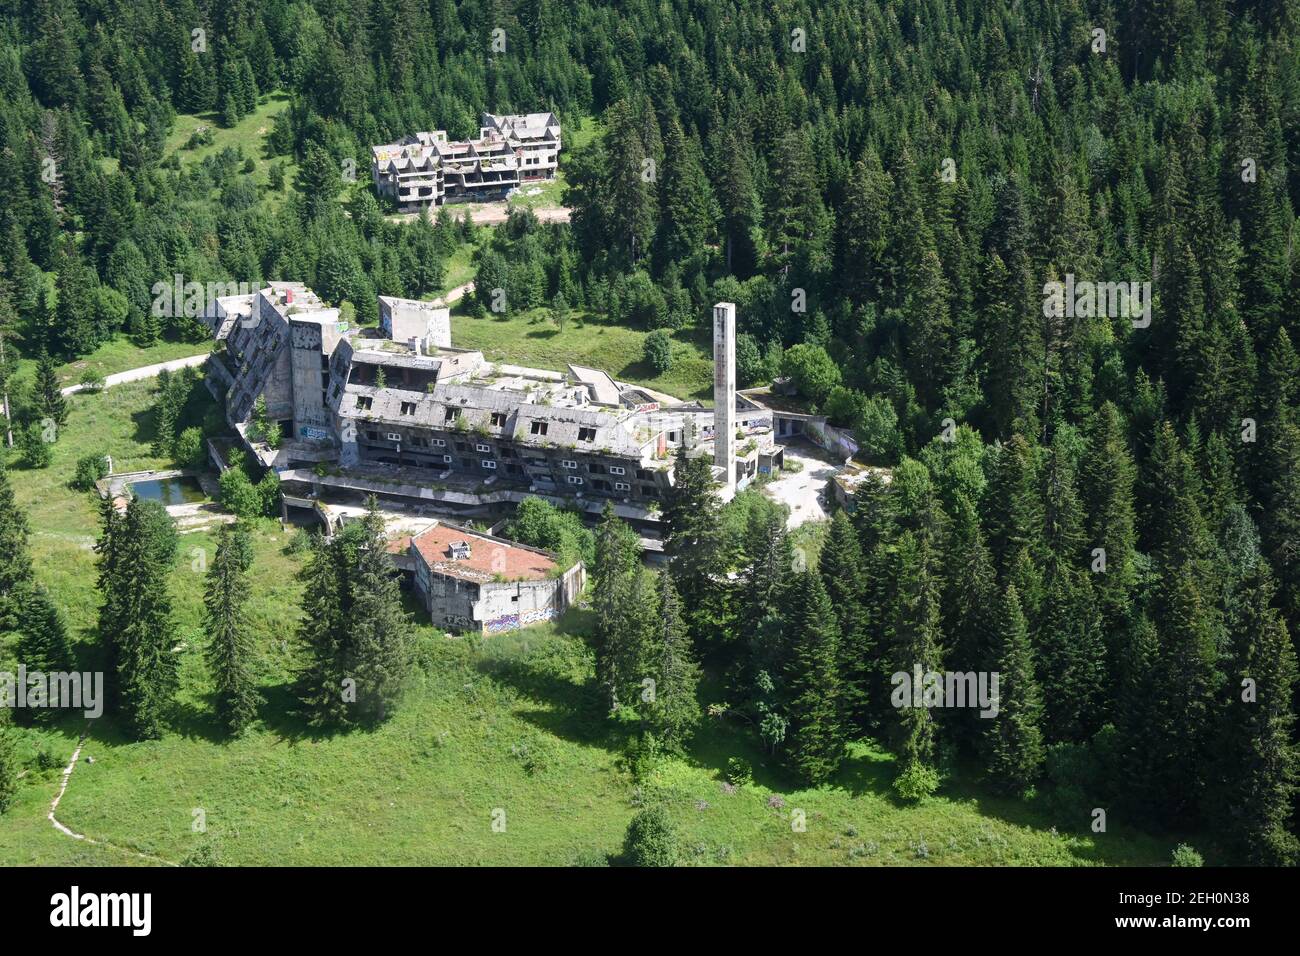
[713,302,736,495]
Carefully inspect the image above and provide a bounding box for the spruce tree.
[820,510,871,731]
[1207,564,1299,865]
[889,527,944,800]
[781,569,844,786]
[345,507,412,724]
[100,497,179,740]
[17,586,73,674]
[942,494,999,753]
[33,349,67,429]
[0,460,34,629]
[203,523,260,735]
[645,571,701,749]
[662,442,723,643]
[295,531,348,726]
[982,585,1044,795]
[592,503,642,712]
[0,710,17,814]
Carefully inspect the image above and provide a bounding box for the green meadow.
[0,375,1177,866]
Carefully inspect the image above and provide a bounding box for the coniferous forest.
[0,0,1299,878]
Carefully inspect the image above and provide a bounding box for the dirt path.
[48,728,177,866]
[387,202,571,227]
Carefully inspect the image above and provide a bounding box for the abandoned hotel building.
[202,283,786,628]
[371,112,562,211]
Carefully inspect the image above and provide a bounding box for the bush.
[1171,844,1204,867]
[893,760,940,802]
[725,756,753,787]
[856,395,902,464]
[781,343,841,405]
[78,370,106,392]
[256,470,282,516]
[643,329,674,375]
[623,804,679,867]
[71,453,109,491]
[19,421,53,468]
[219,467,262,519]
[174,427,207,471]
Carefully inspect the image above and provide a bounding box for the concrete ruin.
[203,285,785,532]
[386,519,583,634]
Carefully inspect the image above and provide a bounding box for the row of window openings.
[362,432,628,474]
[352,399,597,446]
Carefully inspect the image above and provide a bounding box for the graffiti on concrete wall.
[484,605,558,634]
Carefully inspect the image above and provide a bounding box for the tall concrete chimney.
[713,302,736,495]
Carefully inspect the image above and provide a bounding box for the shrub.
[1171,844,1204,867]
[643,329,674,375]
[19,421,53,468]
[782,343,841,405]
[893,760,940,802]
[623,804,679,867]
[71,453,109,491]
[725,756,753,787]
[174,427,207,470]
[78,370,106,392]
[219,467,262,519]
[256,470,282,516]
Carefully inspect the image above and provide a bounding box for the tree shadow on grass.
[525,328,559,339]
[251,680,359,744]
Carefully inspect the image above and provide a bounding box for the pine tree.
[942,494,999,753]
[295,531,347,726]
[1205,563,1299,864]
[0,710,17,814]
[889,526,944,800]
[17,586,73,674]
[345,507,412,724]
[0,460,34,629]
[203,523,260,735]
[820,510,871,731]
[99,497,178,740]
[982,585,1044,795]
[982,434,1041,575]
[33,349,67,429]
[645,571,701,749]
[656,120,716,268]
[781,569,844,786]
[662,443,723,643]
[592,503,642,712]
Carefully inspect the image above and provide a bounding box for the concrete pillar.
[713,302,736,495]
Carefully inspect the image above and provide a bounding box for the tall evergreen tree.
[97,497,178,740]
[0,460,33,629]
[645,571,701,748]
[33,349,67,429]
[1206,564,1299,865]
[203,523,260,735]
[781,569,844,785]
[16,586,73,674]
[0,711,17,814]
[982,585,1045,794]
[820,510,871,731]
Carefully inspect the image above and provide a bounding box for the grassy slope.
[163,93,298,200]
[0,381,1179,866]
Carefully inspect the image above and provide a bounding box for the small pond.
[129,476,206,506]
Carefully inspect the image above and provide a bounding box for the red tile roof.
[408,524,557,584]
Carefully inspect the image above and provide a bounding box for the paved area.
[762,442,844,528]
[62,352,210,396]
